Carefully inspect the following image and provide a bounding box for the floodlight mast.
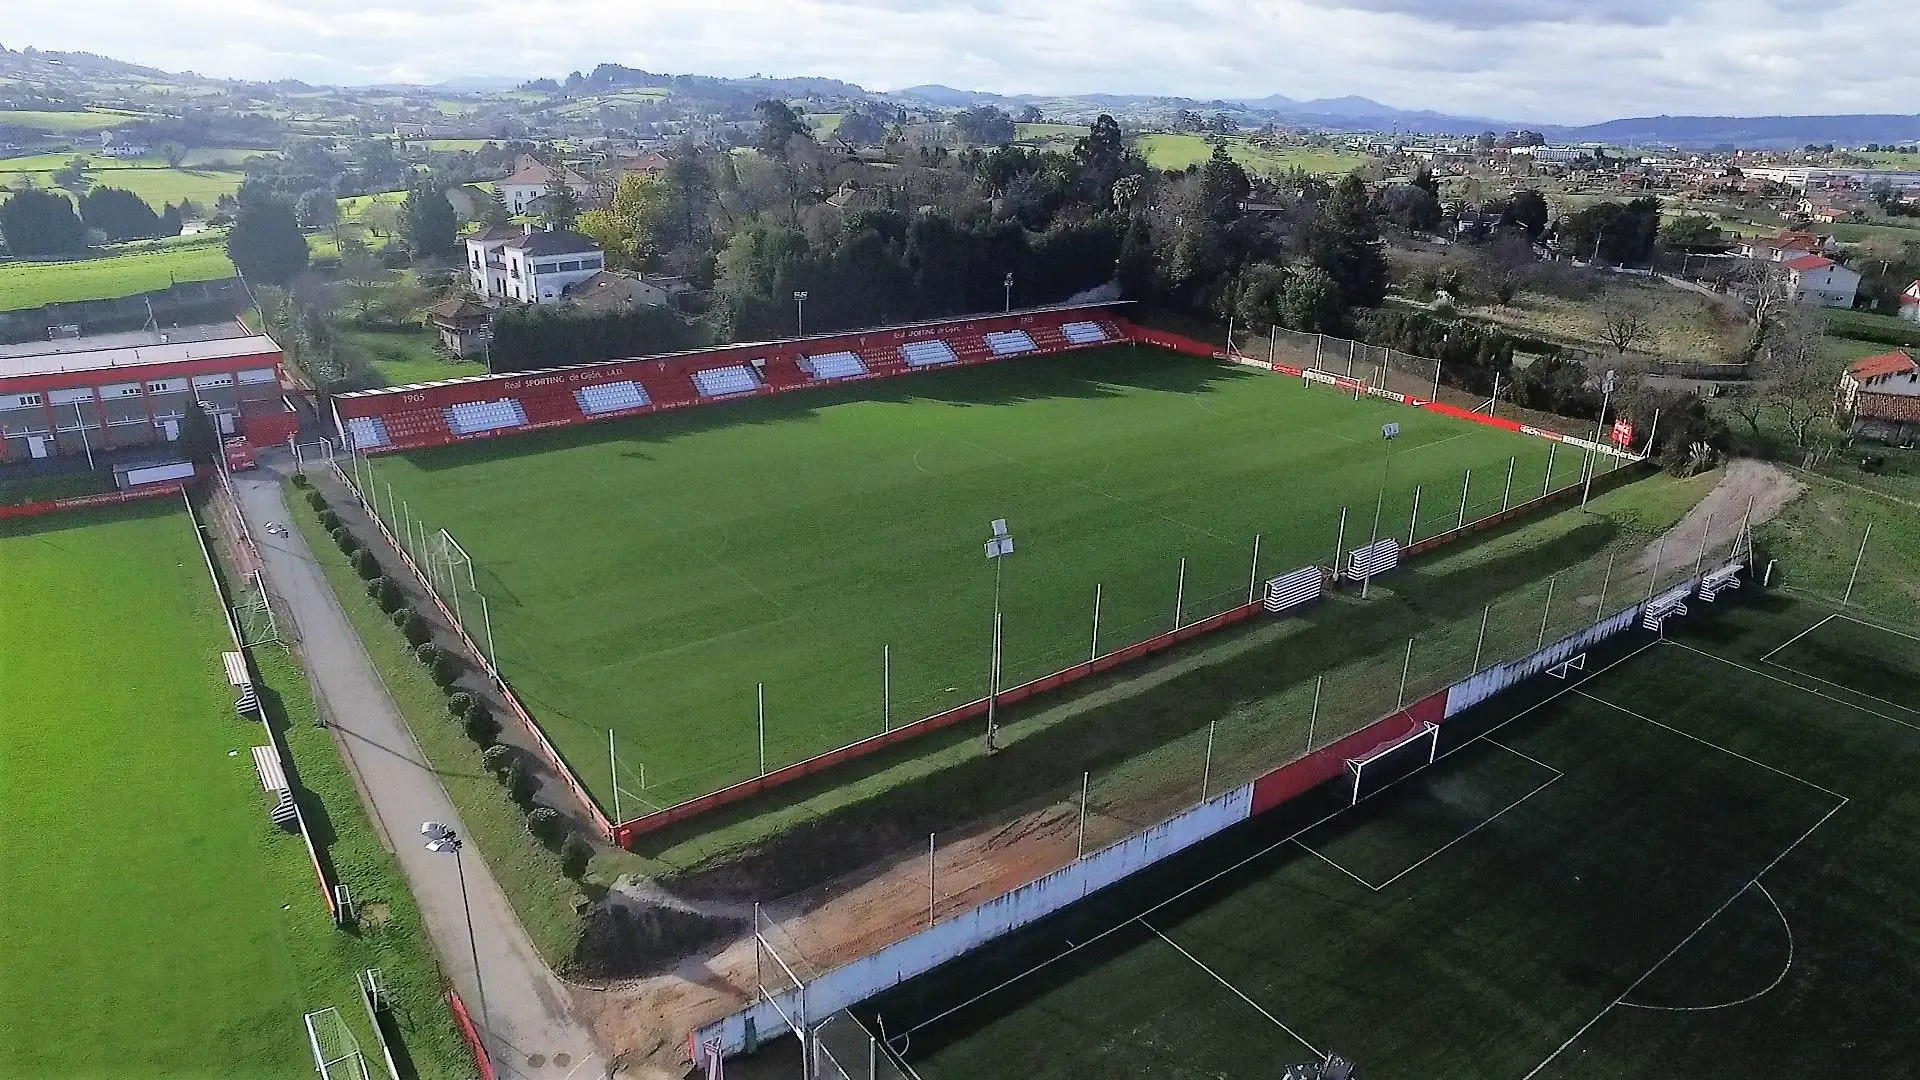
[984,519,1014,753]
[1363,423,1399,599]
[1582,370,1618,506]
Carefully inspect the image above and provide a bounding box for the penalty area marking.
[1663,639,1919,732]
[1140,919,1324,1062]
[1617,882,1794,1013]
[1757,612,1840,663]
[1519,799,1844,1080]
[1293,740,1562,893]
[1568,689,1846,801]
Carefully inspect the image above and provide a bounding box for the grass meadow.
[0,499,467,1079]
[0,236,236,311]
[1134,134,1369,177]
[368,346,1599,818]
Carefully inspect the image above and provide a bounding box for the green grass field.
[345,328,483,387]
[866,595,1920,1080]
[0,108,142,132]
[0,162,248,210]
[367,347,1600,818]
[0,237,235,311]
[1135,134,1368,177]
[0,499,467,1079]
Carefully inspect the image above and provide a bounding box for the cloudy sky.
[12,0,1918,124]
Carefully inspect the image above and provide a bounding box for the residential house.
[500,228,605,305]
[1738,230,1828,262]
[98,130,149,158]
[498,155,591,216]
[444,184,493,221]
[1837,350,1920,443]
[1899,280,1920,323]
[425,296,493,358]
[561,270,695,311]
[1780,254,1861,308]
[1798,193,1870,223]
[463,224,525,300]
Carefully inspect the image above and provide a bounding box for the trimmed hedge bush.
[561,836,592,881]
[414,642,441,667]
[332,526,358,555]
[446,691,476,718]
[482,744,515,777]
[353,548,381,580]
[319,509,341,531]
[305,489,326,512]
[397,609,431,646]
[462,702,500,745]
[526,806,564,849]
[290,472,310,488]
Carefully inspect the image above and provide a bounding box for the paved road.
[232,462,605,1080]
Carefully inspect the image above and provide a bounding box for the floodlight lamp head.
[990,518,1009,537]
[1382,422,1400,440]
[1602,370,1618,393]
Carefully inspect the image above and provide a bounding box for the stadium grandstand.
[331,302,1132,453]
[0,321,298,465]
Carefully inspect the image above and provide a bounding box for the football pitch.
[0,501,376,1078]
[367,346,1606,815]
[862,596,1920,1080]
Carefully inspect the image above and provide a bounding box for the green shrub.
[389,604,412,629]
[397,609,431,646]
[365,577,385,601]
[430,655,460,688]
[305,489,326,512]
[502,757,535,807]
[525,806,564,849]
[414,642,441,667]
[353,548,381,580]
[463,702,500,745]
[560,836,592,881]
[290,472,310,488]
[319,509,340,531]
[332,526,358,555]
[482,743,515,777]
[446,691,475,718]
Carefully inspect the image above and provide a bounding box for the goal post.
[1345,722,1441,805]
[303,1006,371,1080]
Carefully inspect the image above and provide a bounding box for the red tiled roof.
[1848,350,1917,380]
[1855,391,1920,423]
[1782,254,1833,272]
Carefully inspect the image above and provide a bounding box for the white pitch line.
[1569,689,1846,801]
[1290,838,1383,891]
[1758,611,1839,663]
[1484,737,1565,778]
[1666,639,1920,731]
[1372,774,1561,892]
[1618,882,1794,1013]
[1836,612,1920,644]
[1141,919,1324,1062]
[1519,799,1845,1080]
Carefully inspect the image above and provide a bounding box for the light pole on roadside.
[423,823,487,1065]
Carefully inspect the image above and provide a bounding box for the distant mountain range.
[888,83,1920,148]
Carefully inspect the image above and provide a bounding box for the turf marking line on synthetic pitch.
[1292,739,1562,893]
[1667,639,1920,732]
[892,639,1666,1048]
[1568,689,1847,802]
[1616,881,1795,1014]
[1757,611,1840,663]
[1140,919,1326,1062]
[1517,798,1845,1080]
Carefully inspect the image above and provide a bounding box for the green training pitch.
[369,346,1603,816]
[0,501,373,1078]
[863,595,1920,1080]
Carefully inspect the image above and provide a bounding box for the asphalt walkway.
[232,460,605,1080]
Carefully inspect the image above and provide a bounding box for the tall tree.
[1504,188,1549,240]
[575,172,669,269]
[295,188,339,230]
[1198,144,1250,222]
[953,106,1016,146]
[484,186,513,227]
[0,188,87,257]
[1074,115,1127,191]
[226,199,309,284]
[177,402,220,465]
[754,100,812,157]
[79,186,163,241]
[1306,174,1388,308]
[402,179,459,257]
[539,174,581,232]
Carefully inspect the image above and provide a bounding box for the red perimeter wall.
[0,477,191,521]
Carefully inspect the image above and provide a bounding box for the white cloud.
[10,0,1919,124]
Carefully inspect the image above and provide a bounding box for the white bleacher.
[445,398,529,436]
[804,351,867,380]
[576,380,651,415]
[344,415,390,450]
[900,339,958,368]
[1061,320,1108,345]
[692,365,759,397]
[984,330,1038,356]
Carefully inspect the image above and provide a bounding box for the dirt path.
[1633,459,1804,579]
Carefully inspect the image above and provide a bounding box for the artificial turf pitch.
[368,345,1602,814]
[0,501,370,1078]
[859,596,1920,1080]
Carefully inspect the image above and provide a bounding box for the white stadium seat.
[445,398,529,436]
[900,339,958,367]
[1061,320,1108,345]
[804,351,868,380]
[344,416,390,450]
[576,381,651,415]
[984,330,1037,356]
[692,365,759,397]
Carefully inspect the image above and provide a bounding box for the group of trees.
[0,185,187,256]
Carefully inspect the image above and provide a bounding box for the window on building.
[509,262,520,279]
[14,394,41,408]
[583,255,603,270]
[118,386,141,397]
